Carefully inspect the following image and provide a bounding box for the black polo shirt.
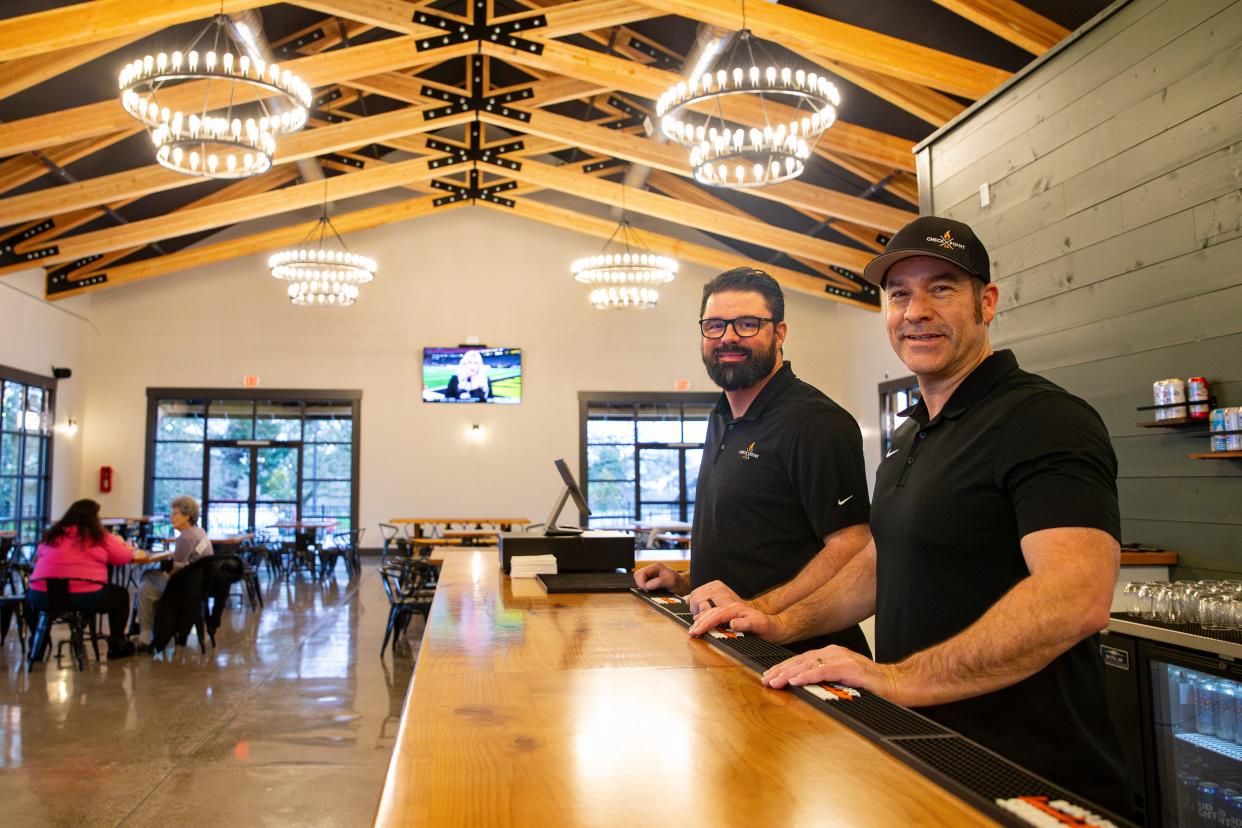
[692,361,872,656]
[872,349,1130,814]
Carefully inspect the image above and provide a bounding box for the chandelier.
[571,215,678,310]
[268,199,376,306]
[657,27,840,188]
[118,14,310,179]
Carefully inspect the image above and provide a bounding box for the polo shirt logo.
[927,230,966,251]
[738,441,760,461]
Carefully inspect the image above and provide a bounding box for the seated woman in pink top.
[28,498,139,659]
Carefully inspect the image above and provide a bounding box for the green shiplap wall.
[920,0,1242,578]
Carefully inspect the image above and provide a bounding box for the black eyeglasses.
[698,316,775,339]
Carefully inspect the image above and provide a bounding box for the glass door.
[205,442,302,534]
[1147,647,1242,826]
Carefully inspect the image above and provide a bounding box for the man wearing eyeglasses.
[634,266,873,656]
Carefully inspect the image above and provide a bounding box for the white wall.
[0,269,92,516]
[67,204,892,536]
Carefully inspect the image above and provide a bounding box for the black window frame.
[143,388,360,534]
[578,391,719,528]
[878,375,921,456]
[0,363,57,557]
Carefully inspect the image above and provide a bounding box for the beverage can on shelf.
[1227,408,1242,452]
[1167,378,1188,420]
[1218,685,1238,742]
[1213,409,1230,453]
[1154,379,1168,421]
[1200,780,1221,826]
[1198,680,1218,736]
[1189,377,1211,419]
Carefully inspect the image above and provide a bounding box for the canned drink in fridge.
[1228,408,1242,452]
[1180,773,1202,823]
[1217,787,1239,828]
[1218,685,1238,741]
[1201,780,1221,826]
[1154,379,1168,421]
[1198,680,1218,735]
[1190,377,1211,419]
[1214,409,1230,453]
[1167,378,1188,420]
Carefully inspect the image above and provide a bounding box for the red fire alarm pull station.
[99,466,113,493]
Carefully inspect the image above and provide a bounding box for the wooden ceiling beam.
[930,0,1069,56]
[493,0,661,38]
[645,170,859,287]
[50,193,464,299]
[0,105,447,225]
[628,0,1009,99]
[0,129,141,197]
[45,166,301,286]
[0,34,144,102]
[0,33,461,158]
[820,151,919,207]
[0,0,273,62]
[484,196,878,311]
[483,156,873,271]
[7,137,468,273]
[482,38,916,172]
[478,105,914,232]
[825,62,966,127]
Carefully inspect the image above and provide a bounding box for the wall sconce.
[467,423,484,443]
[66,418,79,436]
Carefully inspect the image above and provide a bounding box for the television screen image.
[422,347,522,404]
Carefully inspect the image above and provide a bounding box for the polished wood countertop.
[374,549,997,826]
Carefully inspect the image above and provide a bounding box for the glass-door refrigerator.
[1103,622,1242,827]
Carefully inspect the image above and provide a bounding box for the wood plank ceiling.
[0,0,1108,310]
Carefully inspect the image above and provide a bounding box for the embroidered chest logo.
[927,230,966,251]
[738,441,760,461]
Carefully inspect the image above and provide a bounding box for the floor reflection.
[0,563,418,827]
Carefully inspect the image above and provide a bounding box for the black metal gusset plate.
[412,3,545,55]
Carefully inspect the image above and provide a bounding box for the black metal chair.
[378,523,400,562]
[320,528,365,580]
[379,559,435,657]
[227,541,264,611]
[26,577,104,672]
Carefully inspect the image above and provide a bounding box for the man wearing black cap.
[634,266,873,657]
[690,218,1131,815]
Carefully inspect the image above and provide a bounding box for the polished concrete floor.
[0,563,420,827]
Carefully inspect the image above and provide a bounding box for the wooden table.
[390,517,531,539]
[374,549,996,826]
[634,547,692,574]
[441,529,499,545]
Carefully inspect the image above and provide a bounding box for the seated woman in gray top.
[134,495,213,649]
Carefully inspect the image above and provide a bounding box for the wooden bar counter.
[375,549,998,826]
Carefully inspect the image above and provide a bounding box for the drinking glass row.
[1123,581,1242,630]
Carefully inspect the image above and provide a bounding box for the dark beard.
[702,340,778,391]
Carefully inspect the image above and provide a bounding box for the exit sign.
[242,375,261,388]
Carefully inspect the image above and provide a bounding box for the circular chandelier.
[269,204,376,307]
[570,217,678,310]
[657,29,840,188]
[118,15,310,179]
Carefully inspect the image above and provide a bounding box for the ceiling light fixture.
[571,183,678,310]
[656,19,840,188]
[118,14,310,179]
[269,186,376,306]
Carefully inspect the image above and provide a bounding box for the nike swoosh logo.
[837,495,854,506]
[885,448,900,458]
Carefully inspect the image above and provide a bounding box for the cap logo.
[926,230,966,251]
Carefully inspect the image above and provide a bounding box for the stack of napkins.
[509,555,558,578]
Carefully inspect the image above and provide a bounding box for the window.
[578,392,718,529]
[0,366,56,555]
[879,376,921,455]
[145,390,359,535]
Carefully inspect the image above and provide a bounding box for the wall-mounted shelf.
[1136,416,1209,428]
[1189,451,1242,460]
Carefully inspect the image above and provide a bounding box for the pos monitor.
[543,459,591,536]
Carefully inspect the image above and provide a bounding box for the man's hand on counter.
[633,562,691,595]
[761,646,900,701]
[689,603,791,644]
[684,580,743,615]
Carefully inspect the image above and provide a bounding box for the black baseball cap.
[862,216,991,287]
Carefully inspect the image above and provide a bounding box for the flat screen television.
[422,346,522,404]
